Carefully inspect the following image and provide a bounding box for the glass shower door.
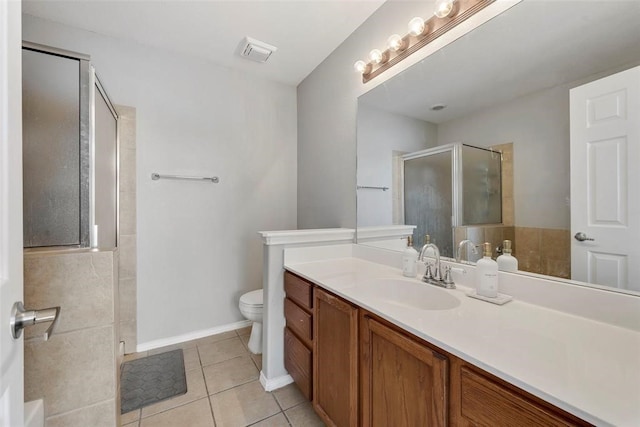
[404,149,454,257]
[461,144,502,225]
[22,48,86,247]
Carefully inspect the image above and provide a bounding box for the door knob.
[10,301,61,340]
[574,232,595,242]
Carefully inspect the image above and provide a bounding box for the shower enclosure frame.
[402,143,462,255]
[90,70,121,248]
[22,41,92,248]
[22,41,119,249]
[402,142,502,255]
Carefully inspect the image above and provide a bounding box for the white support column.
[257,229,355,391]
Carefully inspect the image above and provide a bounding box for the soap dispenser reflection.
[497,240,518,273]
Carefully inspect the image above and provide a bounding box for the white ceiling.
[22,0,386,86]
[360,1,640,123]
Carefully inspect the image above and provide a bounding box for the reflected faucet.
[456,239,479,264]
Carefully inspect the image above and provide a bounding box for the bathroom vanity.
[282,245,640,427]
[283,272,315,400]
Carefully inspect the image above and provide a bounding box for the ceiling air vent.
[238,36,277,63]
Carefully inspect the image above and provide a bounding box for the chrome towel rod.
[357,185,389,191]
[151,173,219,183]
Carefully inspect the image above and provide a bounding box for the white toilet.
[239,289,263,354]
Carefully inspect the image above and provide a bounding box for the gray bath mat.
[120,349,187,413]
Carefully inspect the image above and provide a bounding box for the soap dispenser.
[497,240,518,273]
[402,235,418,278]
[476,242,498,298]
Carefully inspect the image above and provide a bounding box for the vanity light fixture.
[353,0,495,83]
[434,0,456,18]
[387,34,408,52]
[369,49,384,64]
[354,60,372,74]
[408,17,427,37]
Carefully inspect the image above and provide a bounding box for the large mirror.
[356,0,640,295]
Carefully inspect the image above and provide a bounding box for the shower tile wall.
[454,225,515,262]
[24,249,119,426]
[117,105,137,354]
[454,225,570,279]
[515,227,571,279]
[456,143,570,279]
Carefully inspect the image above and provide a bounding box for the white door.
[570,66,640,291]
[0,0,25,425]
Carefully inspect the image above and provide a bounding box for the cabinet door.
[361,314,448,427]
[455,363,592,427]
[313,288,358,427]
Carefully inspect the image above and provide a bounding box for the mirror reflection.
[356,1,640,294]
[400,143,503,258]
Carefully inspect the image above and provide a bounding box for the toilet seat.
[239,304,262,316]
[240,289,263,307]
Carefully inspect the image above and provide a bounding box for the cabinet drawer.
[284,271,313,310]
[285,298,313,345]
[284,327,312,400]
[460,367,587,426]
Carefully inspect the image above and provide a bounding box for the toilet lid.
[240,289,263,306]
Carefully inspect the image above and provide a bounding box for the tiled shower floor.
[121,327,325,427]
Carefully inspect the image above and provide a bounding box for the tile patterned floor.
[121,327,325,427]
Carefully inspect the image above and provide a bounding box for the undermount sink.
[349,278,461,311]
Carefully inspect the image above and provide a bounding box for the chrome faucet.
[419,243,445,285]
[456,239,479,264]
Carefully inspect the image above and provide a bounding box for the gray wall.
[435,60,640,230]
[437,83,571,229]
[297,0,512,229]
[297,1,432,229]
[357,105,436,226]
[23,15,298,347]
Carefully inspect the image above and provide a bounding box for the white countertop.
[285,256,640,427]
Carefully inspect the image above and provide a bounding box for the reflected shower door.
[404,150,453,257]
[461,144,502,225]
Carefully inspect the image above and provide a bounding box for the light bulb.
[369,49,383,64]
[353,60,369,74]
[408,17,425,37]
[387,34,405,52]
[434,0,455,18]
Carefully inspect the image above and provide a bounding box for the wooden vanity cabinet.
[450,358,592,427]
[283,271,592,427]
[360,313,448,427]
[313,287,359,427]
[283,272,314,400]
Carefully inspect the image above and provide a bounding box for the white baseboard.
[136,320,252,353]
[259,371,293,392]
